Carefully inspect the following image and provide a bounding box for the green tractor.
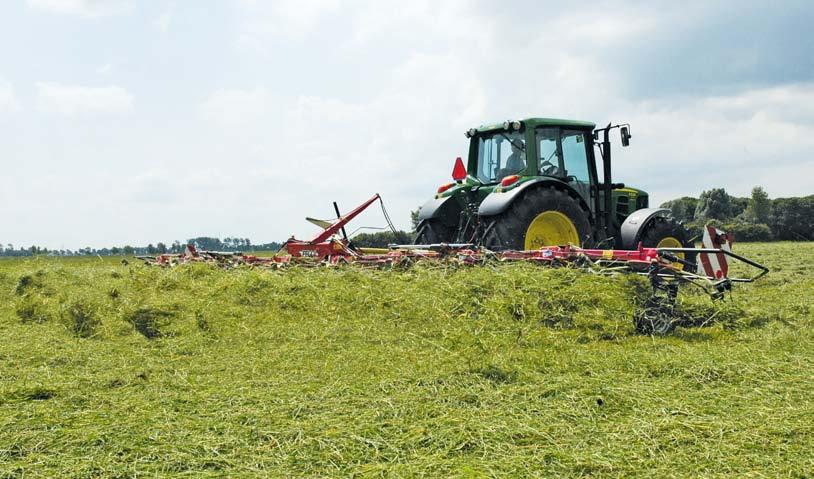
[415,118,692,255]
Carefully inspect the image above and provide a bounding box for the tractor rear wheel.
[414,219,455,244]
[481,187,592,251]
[639,216,696,269]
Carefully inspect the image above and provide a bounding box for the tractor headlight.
[502,120,523,131]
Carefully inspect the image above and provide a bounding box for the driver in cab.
[504,139,526,175]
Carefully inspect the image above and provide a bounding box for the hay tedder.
[138,193,767,333]
[138,117,769,333]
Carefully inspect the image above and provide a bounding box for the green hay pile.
[0,243,812,477]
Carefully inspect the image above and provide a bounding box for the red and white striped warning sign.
[696,225,734,279]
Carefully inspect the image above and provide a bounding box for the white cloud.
[0,80,20,112]
[153,3,175,33]
[620,83,814,203]
[153,10,172,33]
[26,0,132,17]
[36,82,134,115]
[238,0,340,42]
[126,171,179,203]
[95,63,113,75]
[200,88,272,127]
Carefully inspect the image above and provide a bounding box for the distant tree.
[123,245,135,255]
[156,242,167,254]
[351,230,413,248]
[186,237,224,250]
[695,188,733,221]
[770,196,814,240]
[744,186,771,224]
[255,242,283,251]
[111,246,121,255]
[410,209,420,232]
[660,197,698,223]
[731,196,749,218]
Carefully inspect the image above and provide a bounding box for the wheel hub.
[524,211,580,249]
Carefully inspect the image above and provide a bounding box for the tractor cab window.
[537,128,559,177]
[475,131,526,183]
[561,130,590,183]
[535,128,591,184]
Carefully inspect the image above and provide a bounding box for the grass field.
[0,243,812,478]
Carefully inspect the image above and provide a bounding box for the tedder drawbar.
[138,117,769,334]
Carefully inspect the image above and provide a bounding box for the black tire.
[639,216,696,269]
[414,219,455,244]
[481,187,592,251]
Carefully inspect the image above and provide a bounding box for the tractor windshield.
[475,131,526,184]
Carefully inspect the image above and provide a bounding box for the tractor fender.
[478,178,589,217]
[417,195,460,226]
[619,208,671,249]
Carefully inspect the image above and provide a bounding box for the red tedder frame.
[283,194,382,260]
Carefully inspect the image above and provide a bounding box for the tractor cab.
[465,119,623,218]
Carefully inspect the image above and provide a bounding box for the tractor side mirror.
[592,131,599,141]
[620,126,631,147]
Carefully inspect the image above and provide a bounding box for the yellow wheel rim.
[524,211,580,249]
[656,236,685,269]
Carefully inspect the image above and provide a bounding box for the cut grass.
[0,243,812,477]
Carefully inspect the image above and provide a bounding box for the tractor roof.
[475,117,596,133]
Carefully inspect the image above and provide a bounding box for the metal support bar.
[657,247,769,282]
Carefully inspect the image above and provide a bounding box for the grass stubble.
[0,243,811,477]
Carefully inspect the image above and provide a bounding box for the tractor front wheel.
[481,187,592,251]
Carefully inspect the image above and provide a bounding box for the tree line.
[661,187,813,241]
[0,237,284,257]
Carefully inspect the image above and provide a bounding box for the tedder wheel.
[481,187,592,251]
[639,216,696,270]
[414,219,455,244]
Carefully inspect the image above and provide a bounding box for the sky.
[1,0,813,250]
